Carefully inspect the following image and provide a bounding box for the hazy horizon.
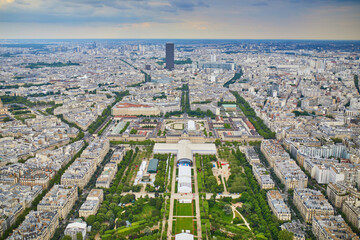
[1,38,360,41]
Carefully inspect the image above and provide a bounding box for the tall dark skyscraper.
[165,43,174,70]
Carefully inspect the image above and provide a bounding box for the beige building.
[165,133,206,144]
[267,190,291,221]
[245,147,261,165]
[274,160,308,190]
[293,188,334,223]
[342,199,360,230]
[312,215,359,240]
[81,138,109,166]
[37,185,78,220]
[87,189,104,202]
[112,102,160,116]
[261,139,290,167]
[220,132,264,143]
[8,211,59,240]
[79,189,103,219]
[79,200,100,219]
[280,220,306,240]
[0,99,9,116]
[253,163,275,190]
[61,158,96,189]
[326,182,350,208]
[19,172,52,189]
[96,162,118,188]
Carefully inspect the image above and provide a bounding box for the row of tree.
[197,155,224,193]
[355,75,359,94]
[230,91,276,139]
[87,91,129,134]
[25,61,80,69]
[223,68,243,88]
[1,95,55,107]
[153,154,170,192]
[232,149,292,240]
[0,82,51,89]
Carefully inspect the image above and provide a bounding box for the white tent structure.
[175,233,194,240]
[178,165,192,193]
[154,140,216,166]
[187,120,196,131]
[153,140,216,193]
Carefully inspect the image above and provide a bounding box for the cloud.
[170,0,209,11]
[118,22,152,30]
[0,0,359,39]
[0,9,157,24]
[148,1,171,7]
[61,0,144,10]
[0,0,14,7]
[251,2,268,7]
[0,0,174,24]
[0,0,211,25]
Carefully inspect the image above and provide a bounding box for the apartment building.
[267,190,291,221]
[312,215,359,240]
[261,139,290,167]
[37,185,78,220]
[274,160,308,190]
[293,188,334,223]
[252,163,275,189]
[342,199,360,230]
[8,211,59,240]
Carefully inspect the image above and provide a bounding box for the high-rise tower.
[165,43,174,70]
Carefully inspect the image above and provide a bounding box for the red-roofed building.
[112,102,160,116]
[245,120,255,130]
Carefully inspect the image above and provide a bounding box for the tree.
[92,221,101,231]
[278,230,294,240]
[156,198,163,210]
[86,215,96,225]
[76,232,83,240]
[95,213,105,222]
[121,194,135,204]
[109,202,117,210]
[144,226,152,236]
[98,207,107,214]
[223,204,232,216]
[106,210,115,221]
[63,236,72,240]
[3,117,11,122]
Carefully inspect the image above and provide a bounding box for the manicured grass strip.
[175,202,193,216]
[174,217,194,235]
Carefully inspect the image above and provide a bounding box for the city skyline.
[0,34,360,240]
[1,0,360,40]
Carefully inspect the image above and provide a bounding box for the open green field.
[14,113,36,122]
[209,202,233,224]
[219,147,248,193]
[174,201,194,216]
[173,217,195,235]
[173,123,184,130]
[122,145,153,190]
[138,204,158,219]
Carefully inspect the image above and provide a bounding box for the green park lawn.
[138,204,158,219]
[14,114,36,123]
[209,202,233,224]
[173,217,195,235]
[175,201,194,216]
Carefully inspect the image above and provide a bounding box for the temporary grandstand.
[147,158,159,173]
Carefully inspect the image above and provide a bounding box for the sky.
[0,0,359,40]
